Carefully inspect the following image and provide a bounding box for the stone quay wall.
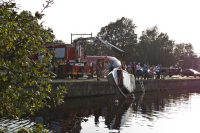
[135,79,200,92]
[25,79,200,98]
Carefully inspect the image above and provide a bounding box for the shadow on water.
[1,87,200,132]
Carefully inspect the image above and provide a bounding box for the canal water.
[1,87,200,133]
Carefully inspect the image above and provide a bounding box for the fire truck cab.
[44,43,90,79]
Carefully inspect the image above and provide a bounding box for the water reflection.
[1,87,200,132]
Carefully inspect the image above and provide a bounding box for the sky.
[14,0,200,54]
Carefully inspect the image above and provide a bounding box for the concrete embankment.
[44,78,200,98]
[135,79,200,91]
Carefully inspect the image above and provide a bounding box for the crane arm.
[75,37,125,57]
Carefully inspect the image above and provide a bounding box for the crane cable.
[108,68,123,87]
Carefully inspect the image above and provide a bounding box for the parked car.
[180,69,200,78]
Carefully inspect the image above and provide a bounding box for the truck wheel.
[181,74,184,77]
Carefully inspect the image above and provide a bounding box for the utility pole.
[71,33,92,44]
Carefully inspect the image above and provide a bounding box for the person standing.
[108,61,114,72]
[160,64,165,80]
[128,62,132,74]
[88,60,93,79]
[108,61,111,72]
[142,64,146,79]
[150,65,155,79]
[97,60,103,81]
[132,62,136,75]
[144,62,149,80]
[136,63,142,79]
[123,61,127,71]
[121,61,125,70]
[90,61,93,79]
[156,64,160,79]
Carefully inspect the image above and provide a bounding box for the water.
[1,87,200,133]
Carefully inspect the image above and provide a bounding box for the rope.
[108,69,123,87]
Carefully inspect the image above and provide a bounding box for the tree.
[97,17,138,61]
[138,26,175,66]
[52,39,66,44]
[0,0,66,119]
[174,43,195,69]
[43,27,56,45]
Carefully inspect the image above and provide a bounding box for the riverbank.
[43,76,200,98]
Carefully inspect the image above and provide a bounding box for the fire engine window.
[105,61,109,68]
[112,60,121,67]
[90,60,96,65]
[55,48,65,58]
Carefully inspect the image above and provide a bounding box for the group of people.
[122,61,165,80]
[90,59,166,81]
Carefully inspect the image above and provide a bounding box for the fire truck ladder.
[139,78,145,92]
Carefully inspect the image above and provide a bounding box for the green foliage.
[0,0,66,119]
[95,18,198,68]
[138,26,176,66]
[174,43,197,69]
[96,17,137,61]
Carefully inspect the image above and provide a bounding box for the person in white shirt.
[122,61,127,71]
[150,65,155,79]
[124,63,127,71]
[136,63,142,79]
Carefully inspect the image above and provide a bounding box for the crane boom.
[74,37,125,58]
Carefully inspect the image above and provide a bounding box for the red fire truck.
[31,37,125,79]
